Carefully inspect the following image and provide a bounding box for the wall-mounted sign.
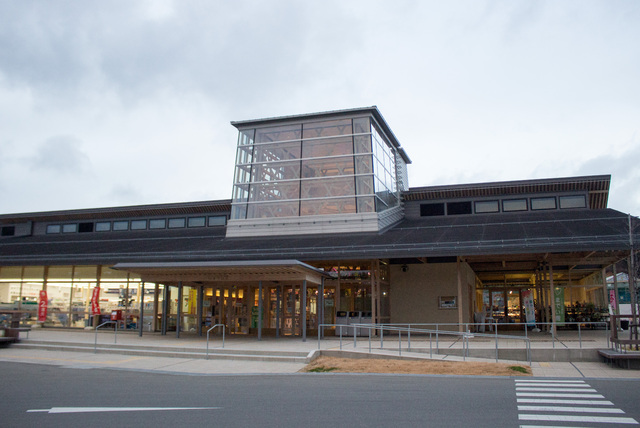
[438,296,457,309]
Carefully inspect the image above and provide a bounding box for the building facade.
[1,107,638,338]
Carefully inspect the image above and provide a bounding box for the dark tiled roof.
[0,208,637,266]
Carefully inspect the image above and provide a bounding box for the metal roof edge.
[230,106,411,164]
[405,174,611,194]
[0,199,232,223]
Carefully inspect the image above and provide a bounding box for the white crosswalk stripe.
[515,379,638,427]
[516,388,598,392]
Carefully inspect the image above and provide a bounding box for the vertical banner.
[554,287,565,325]
[91,286,101,316]
[521,290,536,326]
[38,290,48,322]
[609,289,617,311]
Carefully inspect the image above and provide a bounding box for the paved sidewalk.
[1,327,639,378]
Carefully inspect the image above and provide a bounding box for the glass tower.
[228,108,409,237]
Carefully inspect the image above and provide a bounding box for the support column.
[161,284,168,335]
[602,268,608,313]
[371,261,377,327]
[139,282,145,337]
[549,265,556,335]
[275,286,281,338]
[197,286,204,337]
[291,285,297,335]
[258,281,263,341]
[319,278,325,339]
[457,257,464,332]
[94,266,102,328]
[153,283,159,332]
[302,280,307,342]
[176,281,182,338]
[613,263,620,315]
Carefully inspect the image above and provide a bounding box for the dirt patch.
[301,356,532,376]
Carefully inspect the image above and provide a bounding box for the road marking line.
[516,387,597,392]
[517,398,614,405]
[516,383,592,388]
[27,407,221,414]
[518,414,638,424]
[516,393,605,398]
[518,405,624,414]
[516,380,585,383]
[520,425,600,428]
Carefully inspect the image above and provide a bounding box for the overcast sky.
[0,0,638,216]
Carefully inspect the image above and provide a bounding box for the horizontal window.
[78,222,94,233]
[168,218,186,228]
[62,224,77,233]
[475,200,499,213]
[188,217,206,228]
[46,225,61,234]
[559,195,586,209]
[502,199,528,212]
[95,222,111,232]
[113,221,129,231]
[131,220,147,230]
[531,197,557,210]
[447,201,472,215]
[1,226,15,236]
[149,219,166,229]
[208,216,226,226]
[420,203,445,217]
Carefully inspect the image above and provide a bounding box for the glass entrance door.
[203,286,249,334]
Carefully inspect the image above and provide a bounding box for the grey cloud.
[0,1,358,111]
[24,136,91,174]
[573,139,640,181]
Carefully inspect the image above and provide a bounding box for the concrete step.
[12,341,311,363]
[18,339,309,357]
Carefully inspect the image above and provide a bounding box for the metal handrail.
[206,324,226,359]
[376,321,609,349]
[94,320,117,353]
[317,323,532,365]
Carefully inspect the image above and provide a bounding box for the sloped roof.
[0,208,637,267]
[404,175,610,209]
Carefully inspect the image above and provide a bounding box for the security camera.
[401,264,408,272]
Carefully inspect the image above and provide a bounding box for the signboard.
[554,287,565,325]
[521,290,536,326]
[250,306,263,328]
[38,290,48,322]
[91,286,101,316]
[438,296,457,309]
[609,289,617,311]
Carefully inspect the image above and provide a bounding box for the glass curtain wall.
[231,116,398,220]
[0,265,158,329]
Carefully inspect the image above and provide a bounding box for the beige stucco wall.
[389,261,476,326]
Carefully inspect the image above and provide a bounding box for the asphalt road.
[1,362,639,427]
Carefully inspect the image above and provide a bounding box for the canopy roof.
[112,260,330,285]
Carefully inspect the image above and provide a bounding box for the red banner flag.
[91,286,101,316]
[38,290,48,322]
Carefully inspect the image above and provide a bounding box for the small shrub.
[308,366,338,373]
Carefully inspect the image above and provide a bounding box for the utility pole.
[629,214,638,347]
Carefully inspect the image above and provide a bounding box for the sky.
[0,0,639,216]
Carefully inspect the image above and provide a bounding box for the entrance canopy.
[112,259,331,285]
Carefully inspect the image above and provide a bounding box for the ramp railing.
[317,323,532,365]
